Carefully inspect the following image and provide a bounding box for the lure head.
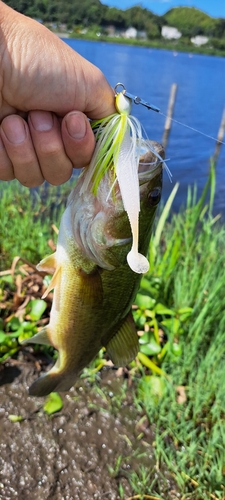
[115,92,132,115]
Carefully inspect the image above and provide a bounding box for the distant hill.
[163,7,219,37]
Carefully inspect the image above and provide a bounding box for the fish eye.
[148,187,161,206]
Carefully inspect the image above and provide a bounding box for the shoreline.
[53,30,225,58]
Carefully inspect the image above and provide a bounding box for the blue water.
[64,39,225,215]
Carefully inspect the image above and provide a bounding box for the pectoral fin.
[21,326,53,346]
[37,252,57,274]
[106,312,139,366]
[42,265,62,299]
[37,253,60,298]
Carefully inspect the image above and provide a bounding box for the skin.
[0,1,115,186]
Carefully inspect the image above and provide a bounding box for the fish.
[22,140,164,397]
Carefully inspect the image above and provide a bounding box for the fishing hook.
[114,82,160,113]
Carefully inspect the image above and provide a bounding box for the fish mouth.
[138,140,164,183]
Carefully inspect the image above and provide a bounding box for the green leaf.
[171,342,182,357]
[140,342,161,356]
[0,345,8,353]
[139,332,161,355]
[138,332,151,344]
[145,309,155,319]
[0,275,13,285]
[6,316,21,332]
[133,310,146,328]
[177,307,193,323]
[135,294,155,310]
[27,299,47,321]
[4,337,18,348]
[139,278,157,299]
[18,331,35,344]
[179,313,193,323]
[138,375,166,402]
[161,318,180,334]
[0,331,7,344]
[8,414,23,423]
[43,392,63,415]
[177,307,193,314]
[154,303,175,316]
[7,330,21,339]
[21,321,36,332]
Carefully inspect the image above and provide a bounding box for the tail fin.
[29,369,78,397]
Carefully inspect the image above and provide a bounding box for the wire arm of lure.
[114,83,160,113]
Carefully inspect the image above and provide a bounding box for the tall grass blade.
[153,182,179,249]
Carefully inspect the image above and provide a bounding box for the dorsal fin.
[106,312,139,366]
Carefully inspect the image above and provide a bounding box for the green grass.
[1,164,225,498]
[0,180,70,270]
[131,164,225,498]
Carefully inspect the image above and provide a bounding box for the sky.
[101,0,225,19]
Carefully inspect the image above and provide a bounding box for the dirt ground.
[0,360,177,500]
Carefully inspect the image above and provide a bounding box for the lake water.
[64,38,225,216]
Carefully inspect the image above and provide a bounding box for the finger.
[61,111,96,169]
[0,135,14,181]
[28,111,73,185]
[0,115,44,187]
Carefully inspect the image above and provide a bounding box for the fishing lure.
[80,83,163,274]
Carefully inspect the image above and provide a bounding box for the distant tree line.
[3,0,163,37]
[3,0,225,41]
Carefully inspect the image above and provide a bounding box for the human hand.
[0,110,99,186]
[0,2,115,186]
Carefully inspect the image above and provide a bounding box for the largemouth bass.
[23,141,164,397]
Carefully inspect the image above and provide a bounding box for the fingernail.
[30,111,53,131]
[65,112,87,139]
[2,116,27,144]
